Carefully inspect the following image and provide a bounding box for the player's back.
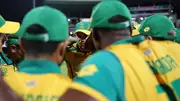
[4,72,71,101]
[107,40,169,101]
[158,40,180,64]
[138,40,180,101]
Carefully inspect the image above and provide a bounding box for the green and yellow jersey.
[0,51,17,76]
[68,36,169,101]
[4,60,71,101]
[60,61,68,77]
[138,40,180,100]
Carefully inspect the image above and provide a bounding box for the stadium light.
[140,17,144,20]
[80,18,90,22]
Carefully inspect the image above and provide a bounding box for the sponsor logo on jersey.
[26,81,37,87]
[144,49,152,56]
[78,64,98,77]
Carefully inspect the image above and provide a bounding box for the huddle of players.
[1,0,180,101]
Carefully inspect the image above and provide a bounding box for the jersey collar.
[18,60,61,74]
[0,51,13,65]
[113,35,145,45]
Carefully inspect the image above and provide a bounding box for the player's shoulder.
[82,50,118,66]
[80,50,123,74]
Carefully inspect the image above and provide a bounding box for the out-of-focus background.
[1,0,180,33]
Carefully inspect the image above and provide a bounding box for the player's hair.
[144,30,176,41]
[93,15,131,36]
[21,24,61,56]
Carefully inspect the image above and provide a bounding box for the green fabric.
[75,50,125,101]
[74,21,91,35]
[18,60,61,74]
[17,6,69,42]
[0,51,13,65]
[175,28,180,43]
[139,14,176,40]
[7,39,20,45]
[91,1,131,29]
[0,15,6,27]
[113,35,145,45]
[60,61,68,76]
[71,39,78,43]
[8,34,20,38]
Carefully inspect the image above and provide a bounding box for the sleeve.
[71,50,125,101]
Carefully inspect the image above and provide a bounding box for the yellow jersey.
[3,60,71,101]
[4,72,71,101]
[68,37,169,101]
[138,40,180,100]
[107,43,169,101]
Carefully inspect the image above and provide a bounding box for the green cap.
[0,15,20,34]
[74,21,91,35]
[91,0,132,29]
[139,14,176,40]
[7,39,20,45]
[18,6,69,42]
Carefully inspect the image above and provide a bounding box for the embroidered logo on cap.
[80,23,84,29]
[144,27,150,32]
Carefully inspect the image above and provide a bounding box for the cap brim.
[0,21,20,34]
[75,30,91,36]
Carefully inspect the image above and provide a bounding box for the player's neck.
[101,36,129,49]
[25,54,52,61]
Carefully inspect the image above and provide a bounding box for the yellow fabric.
[70,82,109,101]
[132,29,140,36]
[132,24,140,36]
[138,40,180,100]
[0,21,20,34]
[1,65,17,76]
[107,44,169,101]
[158,41,180,64]
[4,72,71,101]
[75,30,91,35]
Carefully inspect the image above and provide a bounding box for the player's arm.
[59,51,125,101]
[0,70,23,101]
[60,88,99,101]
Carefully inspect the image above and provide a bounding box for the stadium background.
[0,0,180,31]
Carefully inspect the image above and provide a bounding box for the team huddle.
[1,0,180,101]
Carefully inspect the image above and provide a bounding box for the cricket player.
[6,38,24,65]
[59,1,169,101]
[66,21,92,78]
[3,6,71,101]
[138,14,180,101]
[69,21,91,53]
[0,15,20,76]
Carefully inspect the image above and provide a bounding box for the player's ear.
[52,40,69,65]
[58,40,69,56]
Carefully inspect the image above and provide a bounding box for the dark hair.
[108,15,129,23]
[143,30,176,41]
[93,15,131,37]
[21,24,61,56]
